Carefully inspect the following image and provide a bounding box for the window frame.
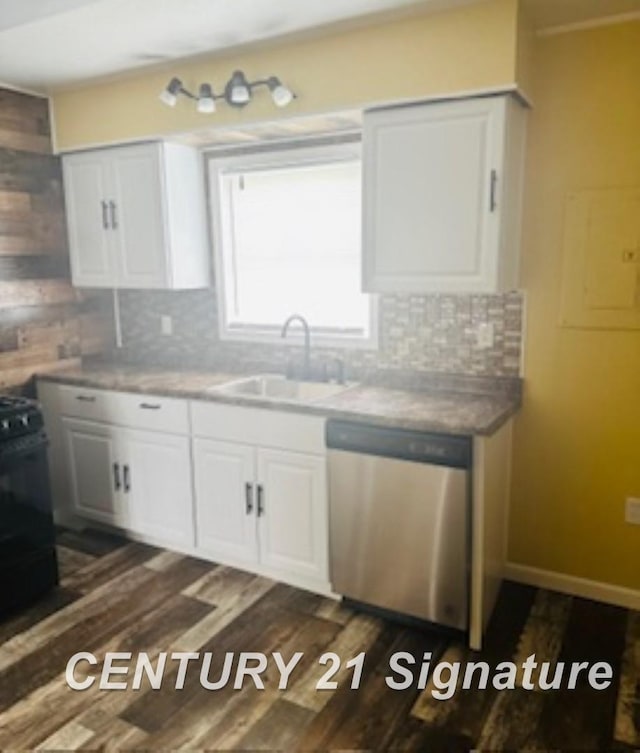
[207,139,378,350]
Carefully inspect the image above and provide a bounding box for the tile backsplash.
[117,288,523,379]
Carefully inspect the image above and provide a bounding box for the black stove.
[0,396,58,617]
[0,396,45,447]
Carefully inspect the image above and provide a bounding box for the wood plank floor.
[0,528,638,751]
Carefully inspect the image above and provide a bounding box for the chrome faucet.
[281,314,311,379]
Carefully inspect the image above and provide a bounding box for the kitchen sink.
[211,374,353,403]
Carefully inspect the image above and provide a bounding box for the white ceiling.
[0,0,638,93]
[0,0,462,92]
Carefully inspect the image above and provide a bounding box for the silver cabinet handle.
[113,462,121,491]
[489,169,498,212]
[101,200,109,229]
[139,403,161,410]
[123,464,131,493]
[256,484,264,517]
[245,482,254,515]
[75,395,96,403]
[109,200,118,229]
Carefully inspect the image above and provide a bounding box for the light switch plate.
[625,497,640,525]
[160,315,173,336]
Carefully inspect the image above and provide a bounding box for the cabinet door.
[62,418,124,526]
[123,429,194,548]
[110,144,169,288]
[193,438,257,566]
[363,96,506,293]
[257,448,328,585]
[62,153,115,287]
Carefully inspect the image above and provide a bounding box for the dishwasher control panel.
[326,421,471,469]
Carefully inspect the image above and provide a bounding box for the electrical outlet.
[476,322,495,349]
[625,497,640,525]
[160,315,173,336]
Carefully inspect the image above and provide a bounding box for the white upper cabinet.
[63,154,114,286]
[362,94,527,294]
[62,142,210,290]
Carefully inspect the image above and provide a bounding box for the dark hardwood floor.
[0,529,637,751]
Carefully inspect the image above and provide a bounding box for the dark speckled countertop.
[37,363,521,436]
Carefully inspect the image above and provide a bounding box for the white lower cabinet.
[40,383,330,596]
[191,401,330,593]
[256,448,328,584]
[63,418,124,527]
[61,417,195,549]
[193,439,329,592]
[193,438,258,567]
[124,429,194,548]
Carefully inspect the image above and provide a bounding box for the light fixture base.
[159,70,294,114]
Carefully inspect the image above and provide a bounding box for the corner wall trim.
[504,562,640,611]
[537,11,640,38]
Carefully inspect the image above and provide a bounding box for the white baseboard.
[505,562,640,611]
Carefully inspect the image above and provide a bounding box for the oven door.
[0,435,58,614]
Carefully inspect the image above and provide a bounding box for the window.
[208,141,376,348]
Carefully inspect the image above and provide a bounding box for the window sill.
[219,325,379,352]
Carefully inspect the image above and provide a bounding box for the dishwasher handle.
[326,420,471,469]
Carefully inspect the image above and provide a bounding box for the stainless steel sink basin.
[212,374,352,403]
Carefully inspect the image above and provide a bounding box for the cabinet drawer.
[58,385,114,422]
[57,385,189,434]
[107,392,189,434]
[190,401,325,455]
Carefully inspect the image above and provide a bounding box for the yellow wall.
[510,20,640,589]
[51,0,518,150]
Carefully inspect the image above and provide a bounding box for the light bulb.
[226,71,251,106]
[159,77,182,107]
[230,84,250,104]
[267,77,293,108]
[272,84,293,107]
[197,83,216,114]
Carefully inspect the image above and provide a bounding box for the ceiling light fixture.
[159,70,295,114]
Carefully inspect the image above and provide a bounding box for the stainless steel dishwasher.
[327,420,471,631]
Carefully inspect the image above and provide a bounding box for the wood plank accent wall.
[0,88,113,394]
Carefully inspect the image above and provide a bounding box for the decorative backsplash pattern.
[117,288,523,379]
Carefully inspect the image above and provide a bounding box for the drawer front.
[57,385,189,434]
[107,392,189,434]
[190,401,325,455]
[58,385,114,422]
